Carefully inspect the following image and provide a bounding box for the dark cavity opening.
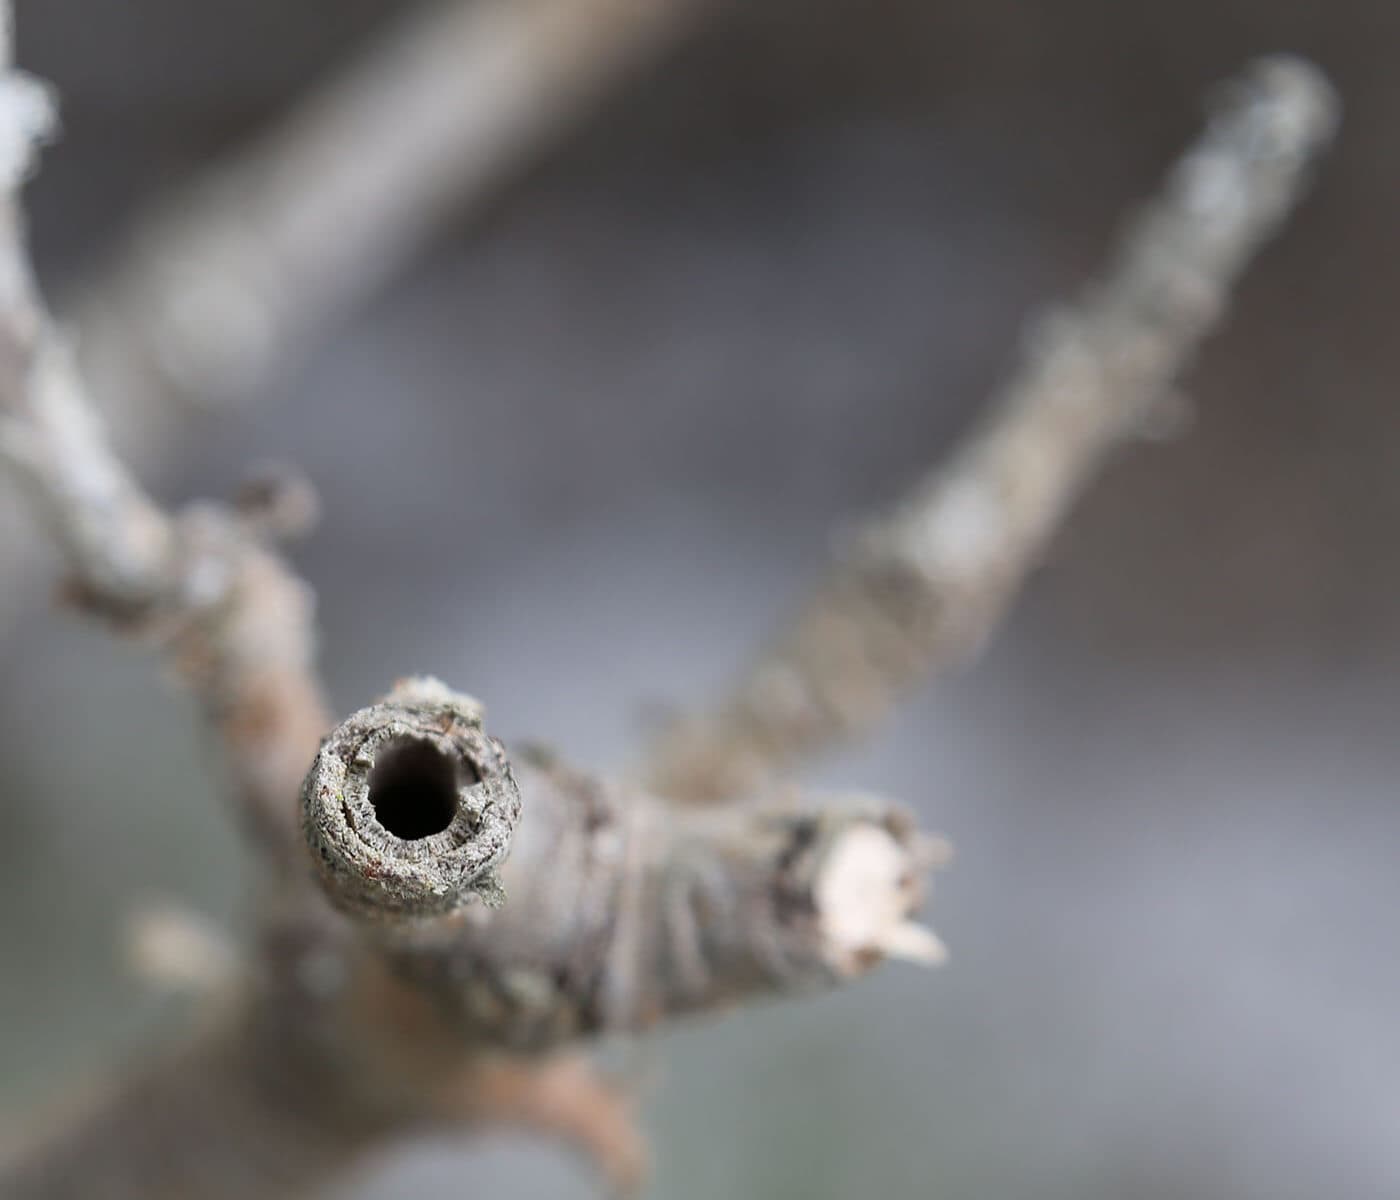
[368,738,464,840]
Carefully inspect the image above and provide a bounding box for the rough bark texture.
[387,749,940,1050]
[307,682,942,1055]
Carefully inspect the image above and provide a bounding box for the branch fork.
[0,25,1337,1198]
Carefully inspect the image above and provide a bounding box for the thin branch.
[0,0,710,636]
[0,1001,403,1200]
[72,0,707,411]
[438,1052,650,1195]
[643,55,1340,803]
[0,48,331,870]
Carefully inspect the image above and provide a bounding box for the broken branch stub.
[301,677,522,921]
[381,758,949,1051]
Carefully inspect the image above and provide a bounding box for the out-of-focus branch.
[0,997,408,1200]
[73,0,708,414]
[644,56,1340,803]
[0,38,331,870]
[439,1052,651,1195]
[0,0,710,635]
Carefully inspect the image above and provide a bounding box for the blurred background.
[3,1,1398,1197]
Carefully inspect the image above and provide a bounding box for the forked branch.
[0,28,943,1186]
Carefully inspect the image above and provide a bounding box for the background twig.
[643,56,1339,803]
[0,33,330,868]
[0,0,709,637]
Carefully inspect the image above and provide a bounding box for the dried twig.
[0,0,709,635]
[644,56,1339,803]
[295,680,942,1049]
[0,25,331,871]
[73,0,706,413]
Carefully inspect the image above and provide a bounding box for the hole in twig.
[368,738,466,840]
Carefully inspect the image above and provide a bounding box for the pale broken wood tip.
[815,821,949,973]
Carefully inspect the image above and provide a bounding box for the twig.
[0,0,709,636]
[439,1052,651,1195]
[304,683,944,1047]
[0,31,331,869]
[643,56,1340,803]
[72,0,706,411]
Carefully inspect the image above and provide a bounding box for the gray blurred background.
[3,1,1399,1197]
